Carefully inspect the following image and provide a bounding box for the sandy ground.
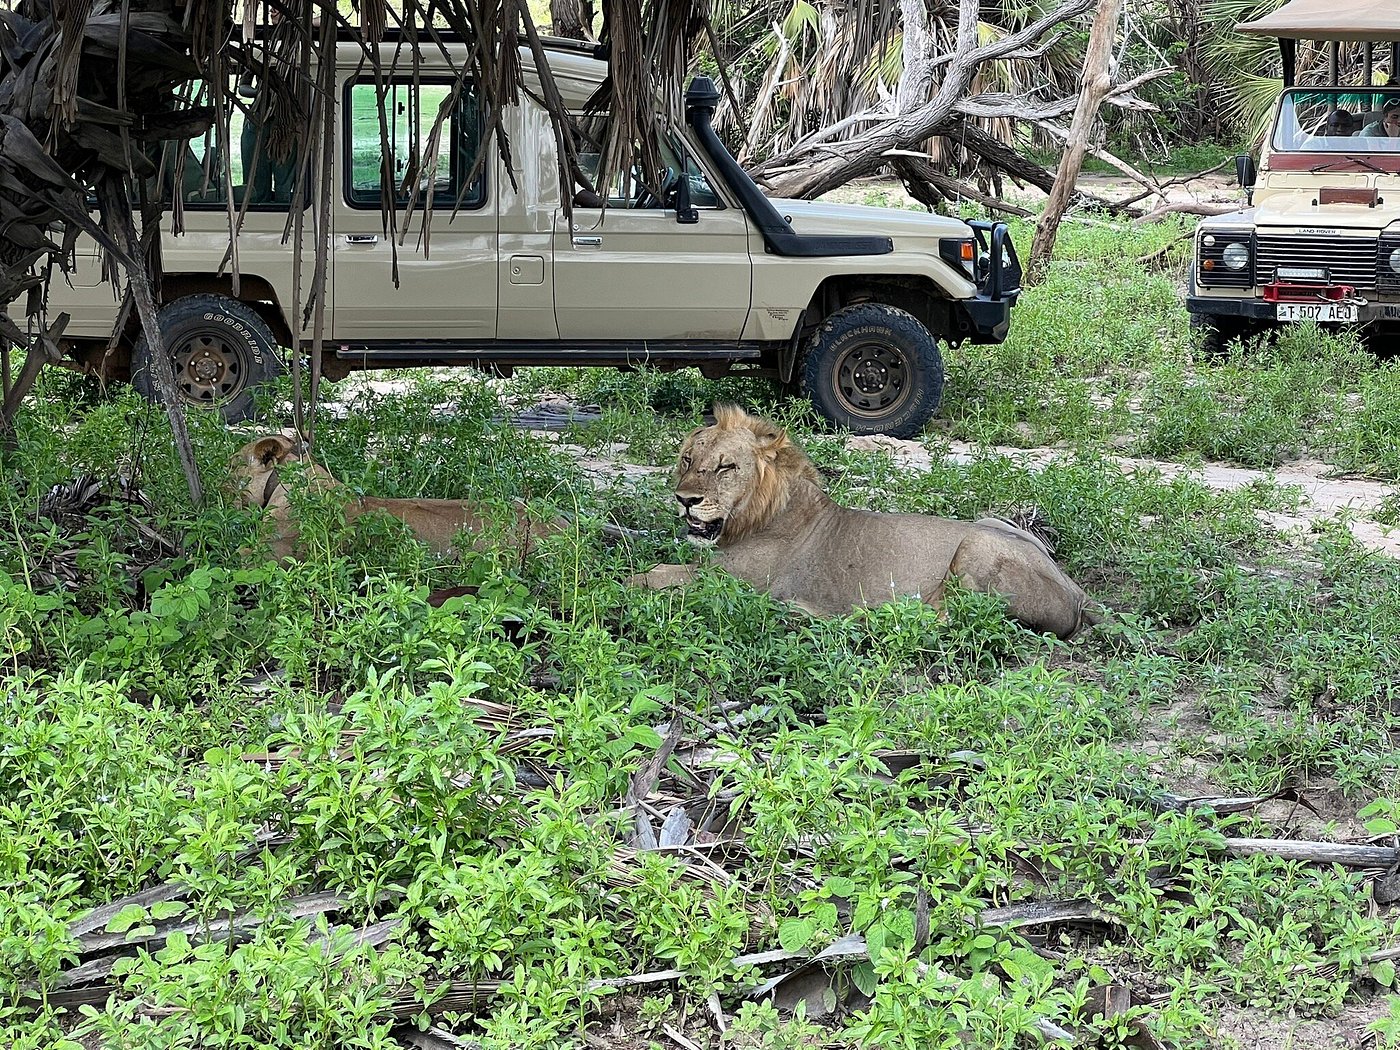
[844,433,1400,560]
[535,423,1400,561]
[324,372,1400,560]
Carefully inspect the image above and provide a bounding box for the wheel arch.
[800,300,945,438]
[60,280,291,380]
[158,275,294,346]
[130,292,284,423]
[799,274,953,340]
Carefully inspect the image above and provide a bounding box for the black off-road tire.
[131,294,282,423]
[1191,313,1243,360]
[801,303,944,438]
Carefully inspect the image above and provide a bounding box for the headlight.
[1222,242,1250,271]
[1389,247,1400,274]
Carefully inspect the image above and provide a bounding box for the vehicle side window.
[345,79,485,209]
[571,116,721,210]
[679,150,721,209]
[142,76,308,211]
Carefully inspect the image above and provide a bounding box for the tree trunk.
[550,0,587,39]
[98,177,203,505]
[1025,0,1124,284]
[896,0,933,116]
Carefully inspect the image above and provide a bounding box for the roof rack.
[284,24,604,54]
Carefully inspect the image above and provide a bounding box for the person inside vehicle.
[1322,108,1358,136]
[1360,97,1400,139]
[238,4,300,204]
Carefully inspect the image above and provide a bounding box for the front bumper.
[1187,294,1400,324]
[1187,295,1284,322]
[956,221,1023,344]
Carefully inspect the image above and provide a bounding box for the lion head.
[672,404,820,547]
[228,433,316,510]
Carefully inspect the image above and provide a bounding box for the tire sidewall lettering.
[803,306,943,438]
[135,296,281,421]
[194,311,262,362]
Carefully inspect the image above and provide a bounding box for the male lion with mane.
[230,433,567,561]
[630,405,1101,640]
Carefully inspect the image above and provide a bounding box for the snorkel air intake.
[684,77,893,258]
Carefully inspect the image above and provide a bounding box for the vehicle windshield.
[1273,88,1400,152]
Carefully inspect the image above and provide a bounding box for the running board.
[330,340,770,365]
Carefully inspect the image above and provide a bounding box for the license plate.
[1275,303,1357,323]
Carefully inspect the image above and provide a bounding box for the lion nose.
[677,494,703,509]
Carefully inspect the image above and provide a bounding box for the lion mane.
[686,403,821,542]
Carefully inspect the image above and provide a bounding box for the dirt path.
[533,422,1398,557]
[820,171,1241,212]
[846,434,1400,559]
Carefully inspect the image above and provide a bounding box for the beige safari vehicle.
[1189,0,1400,353]
[52,34,1021,438]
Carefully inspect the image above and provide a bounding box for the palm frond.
[779,0,818,42]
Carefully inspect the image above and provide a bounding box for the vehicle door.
[334,75,497,340]
[552,137,752,341]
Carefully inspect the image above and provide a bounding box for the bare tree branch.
[1027,0,1124,284]
[753,0,1095,199]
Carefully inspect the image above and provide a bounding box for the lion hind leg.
[947,532,1087,640]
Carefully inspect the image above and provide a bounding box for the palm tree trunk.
[1026,0,1123,285]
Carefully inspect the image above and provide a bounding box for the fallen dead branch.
[1113,784,1313,819]
[1110,157,1232,211]
[890,155,1033,217]
[1134,232,1193,271]
[1218,837,1398,869]
[753,0,1099,199]
[396,1027,480,1050]
[1132,201,1238,224]
[977,898,1118,930]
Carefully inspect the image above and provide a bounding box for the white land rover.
[1188,0,1400,353]
[50,33,1022,438]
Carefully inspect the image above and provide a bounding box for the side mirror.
[1236,153,1257,189]
[675,171,698,225]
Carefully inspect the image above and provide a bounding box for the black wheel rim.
[832,341,911,419]
[172,332,245,405]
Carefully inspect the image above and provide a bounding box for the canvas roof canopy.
[1237,0,1400,42]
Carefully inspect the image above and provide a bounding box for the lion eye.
[716,462,736,474]
[680,456,692,469]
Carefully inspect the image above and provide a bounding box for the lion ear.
[753,424,790,459]
[250,435,294,468]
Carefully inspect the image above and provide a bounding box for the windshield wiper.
[1310,154,1387,174]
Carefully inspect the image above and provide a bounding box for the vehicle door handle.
[344,234,378,244]
[572,236,602,247]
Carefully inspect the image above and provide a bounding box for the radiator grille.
[1255,234,1378,288]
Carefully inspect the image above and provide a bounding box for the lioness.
[231,434,567,561]
[630,405,1101,639]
